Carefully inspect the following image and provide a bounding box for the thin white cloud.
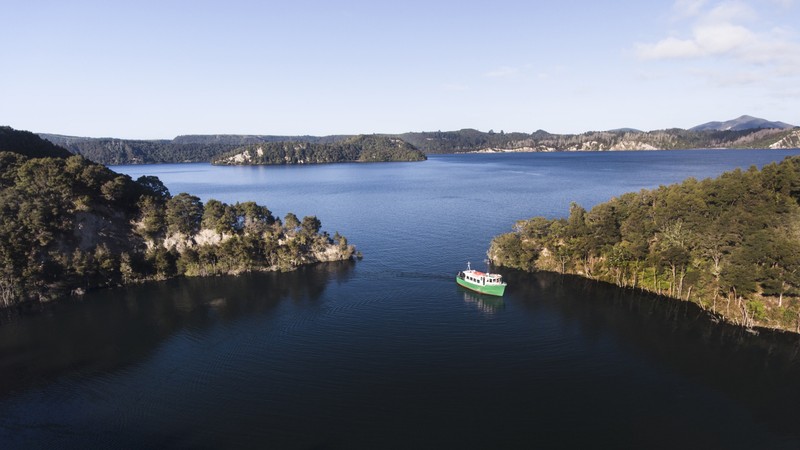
[703,1,756,23]
[634,0,800,102]
[635,70,664,82]
[484,66,521,78]
[771,87,800,98]
[442,83,469,92]
[689,68,764,85]
[692,22,755,54]
[533,64,564,81]
[636,0,799,70]
[636,36,703,59]
[674,0,710,17]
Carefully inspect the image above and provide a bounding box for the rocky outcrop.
[313,244,355,262]
[158,229,234,252]
[215,147,265,164]
[609,141,658,151]
[154,228,356,274]
[769,130,800,149]
[475,140,659,153]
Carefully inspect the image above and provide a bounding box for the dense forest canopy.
[489,156,800,332]
[211,135,427,165]
[0,127,356,308]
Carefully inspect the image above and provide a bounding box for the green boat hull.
[456,276,506,296]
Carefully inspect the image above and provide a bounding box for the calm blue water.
[2,150,800,449]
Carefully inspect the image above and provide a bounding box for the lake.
[3,150,800,449]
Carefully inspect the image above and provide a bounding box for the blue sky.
[1,0,798,138]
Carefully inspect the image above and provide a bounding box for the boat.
[456,262,506,296]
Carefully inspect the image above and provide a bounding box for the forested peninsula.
[0,127,356,308]
[489,156,800,333]
[211,135,426,165]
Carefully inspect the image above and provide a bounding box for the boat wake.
[394,271,451,281]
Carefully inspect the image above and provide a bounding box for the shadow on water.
[503,269,800,438]
[458,287,505,316]
[0,261,355,398]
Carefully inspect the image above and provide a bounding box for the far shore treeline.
[0,127,356,308]
[40,123,800,166]
[490,155,800,333]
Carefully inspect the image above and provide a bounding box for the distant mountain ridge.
[34,115,800,165]
[171,134,349,146]
[690,115,795,132]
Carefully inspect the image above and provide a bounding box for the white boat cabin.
[459,262,505,286]
[462,270,504,286]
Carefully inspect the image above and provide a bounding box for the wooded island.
[211,135,426,165]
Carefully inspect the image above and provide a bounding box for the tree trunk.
[711,290,718,314]
[796,310,800,334]
[670,264,677,297]
[740,299,750,328]
[584,255,594,279]
[726,290,732,316]
[0,279,13,307]
[677,269,686,299]
[653,268,659,295]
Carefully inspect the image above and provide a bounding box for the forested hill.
[1,127,73,159]
[489,156,800,333]
[402,127,800,153]
[39,134,240,165]
[0,127,356,308]
[211,135,427,165]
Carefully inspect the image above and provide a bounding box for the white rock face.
[194,229,231,246]
[769,131,800,149]
[473,141,659,152]
[610,141,658,151]
[162,232,193,252]
[220,149,254,164]
[161,229,231,252]
[314,245,346,262]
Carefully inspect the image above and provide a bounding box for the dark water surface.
[3,150,800,449]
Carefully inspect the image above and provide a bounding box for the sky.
[1,0,798,138]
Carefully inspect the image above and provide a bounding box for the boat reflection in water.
[460,288,505,316]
